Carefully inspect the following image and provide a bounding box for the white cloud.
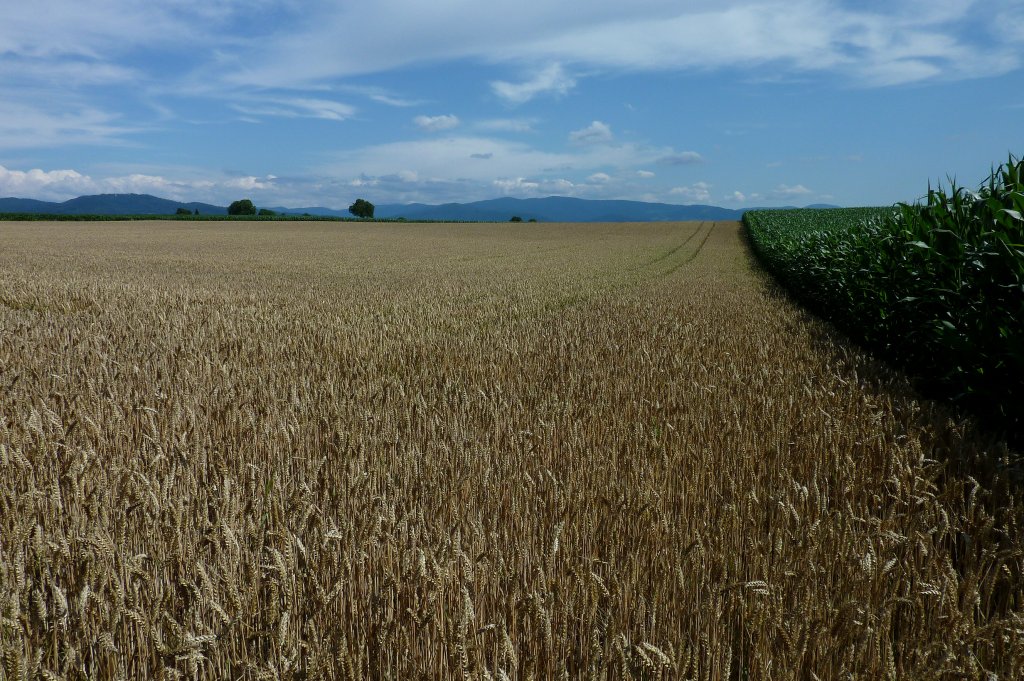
[657,151,704,165]
[0,165,93,199]
[636,170,656,178]
[413,114,461,132]
[728,190,746,203]
[587,172,611,184]
[669,181,712,203]
[319,136,569,183]
[492,177,582,198]
[491,63,576,104]
[223,175,277,191]
[311,134,695,203]
[493,177,541,195]
[772,183,813,198]
[569,121,613,145]
[0,163,282,203]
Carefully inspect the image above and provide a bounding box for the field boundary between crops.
[743,157,1023,447]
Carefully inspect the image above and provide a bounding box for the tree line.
[211,198,376,219]
[212,198,534,222]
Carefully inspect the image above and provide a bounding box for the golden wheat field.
[0,219,1021,680]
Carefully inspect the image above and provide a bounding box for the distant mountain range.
[272,197,796,221]
[0,193,839,222]
[0,194,227,216]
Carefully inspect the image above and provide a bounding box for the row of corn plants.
[745,156,1024,441]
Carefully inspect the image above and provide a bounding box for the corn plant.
[745,156,1024,440]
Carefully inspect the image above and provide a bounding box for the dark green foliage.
[349,198,375,219]
[175,207,192,215]
[510,216,523,222]
[228,199,256,216]
[257,208,277,216]
[745,157,1024,440]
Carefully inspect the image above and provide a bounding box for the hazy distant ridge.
[0,193,837,221]
[0,194,226,215]
[283,197,751,222]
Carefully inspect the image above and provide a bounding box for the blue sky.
[0,0,1021,209]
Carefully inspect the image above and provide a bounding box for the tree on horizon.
[349,199,374,219]
[228,199,256,216]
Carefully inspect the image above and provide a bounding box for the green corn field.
[745,157,1024,441]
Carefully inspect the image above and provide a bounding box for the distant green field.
[745,158,1024,440]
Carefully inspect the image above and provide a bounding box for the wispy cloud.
[370,94,420,107]
[0,99,141,149]
[491,63,575,104]
[656,152,703,166]
[669,181,712,203]
[477,118,537,133]
[414,114,461,132]
[2,1,1019,113]
[569,121,613,145]
[771,183,814,199]
[333,84,423,107]
[193,1,1022,90]
[0,56,140,87]
[231,97,355,121]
